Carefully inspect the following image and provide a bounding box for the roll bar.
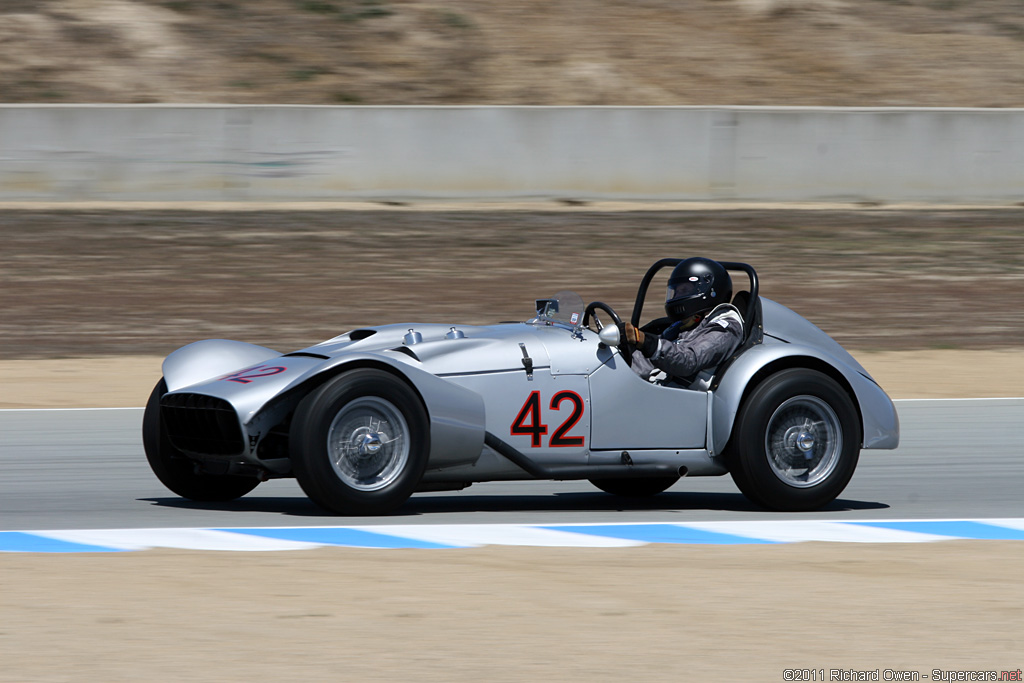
[630,259,759,330]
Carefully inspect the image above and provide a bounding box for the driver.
[624,257,744,386]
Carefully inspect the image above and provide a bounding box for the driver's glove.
[624,323,658,357]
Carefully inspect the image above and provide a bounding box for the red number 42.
[220,364,287,384]
[510,390,585,448]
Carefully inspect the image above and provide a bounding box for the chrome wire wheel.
[327,396,410,492]
[764,395,842,488]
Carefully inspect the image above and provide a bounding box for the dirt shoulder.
[3,208,1023,359]
[0,349,1021,410]
[2,541,1021,682]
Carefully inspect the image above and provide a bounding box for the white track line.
[34,528,323,552]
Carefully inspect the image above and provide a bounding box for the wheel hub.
[796,431,815,453]
[327,397,410,491]
[353,428,384,456]
[784,426,816,458]
[764,395,842,488]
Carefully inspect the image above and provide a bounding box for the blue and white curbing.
[4,519,1024,553]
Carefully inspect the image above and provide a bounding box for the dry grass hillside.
[2,0,1024,106]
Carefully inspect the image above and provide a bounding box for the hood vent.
[349,329,377,341]
[391,346,420,361]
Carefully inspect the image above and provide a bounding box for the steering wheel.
[583,301,633,367]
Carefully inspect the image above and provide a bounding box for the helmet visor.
[666,276,710,302]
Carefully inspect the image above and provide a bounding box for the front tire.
[725,368,860,511]
[142,379,260,501]
[290,369,429,515]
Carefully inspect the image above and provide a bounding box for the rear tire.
[290,369,429,515]
[142,379,260,501]
[590,476,679,497]
[725,368,860,511]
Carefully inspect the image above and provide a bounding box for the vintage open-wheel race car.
[143,258,899,515]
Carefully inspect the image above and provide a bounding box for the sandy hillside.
[2,0,1024,106]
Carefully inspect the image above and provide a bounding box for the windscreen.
[534,290,585,327]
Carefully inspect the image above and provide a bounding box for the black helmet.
[665,257,732,321]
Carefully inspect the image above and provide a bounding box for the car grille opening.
[160,393,245,456]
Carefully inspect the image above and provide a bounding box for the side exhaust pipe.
[483,432,680,481]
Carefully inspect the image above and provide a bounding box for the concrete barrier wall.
[1,105,1022,203]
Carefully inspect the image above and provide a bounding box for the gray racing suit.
[631,304,744,386]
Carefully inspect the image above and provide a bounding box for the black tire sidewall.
[291,369,429,515]
[727,368,860,511]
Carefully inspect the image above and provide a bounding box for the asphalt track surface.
[1,399,1022,532]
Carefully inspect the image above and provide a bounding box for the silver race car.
[143,259,899,515]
